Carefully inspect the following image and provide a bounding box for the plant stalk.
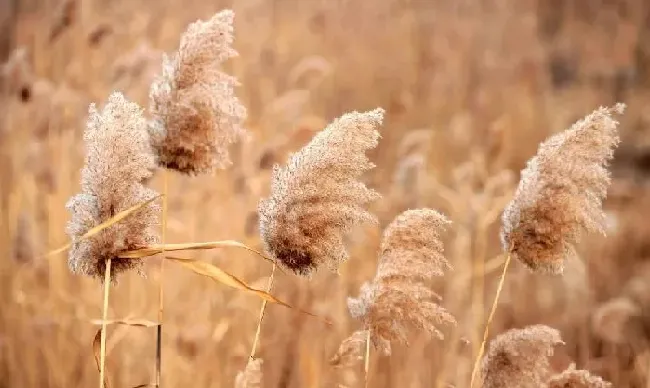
[364,329,371,388]
[469,252,512,387]
[155,171,169,387]
[99,258,112,388]
[249,264,277,360]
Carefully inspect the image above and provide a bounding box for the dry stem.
[155,171,169,387]
[99,258,112,388]
[470,252,512,387]
[249,264,277,359]
[364,329,371,388]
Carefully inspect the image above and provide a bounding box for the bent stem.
[99,258,112,388]
[249,264,277,360]
[469,252,512,388]
[155,170,169,387]
[364,330,371,388]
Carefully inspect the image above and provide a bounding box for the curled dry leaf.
[165,256,330,324]
[90,319,160,328]
[93,330,111,388]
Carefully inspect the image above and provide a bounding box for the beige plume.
[66,92,159,280]
[258,108,383,276]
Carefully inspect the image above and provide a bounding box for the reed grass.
[3,1,649,387]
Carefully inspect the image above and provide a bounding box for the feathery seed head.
[547,364,612,388]
[330,329,368,367]
[66,92,159,280]
[341,209,456,355]
[149,9,246,175]
[258,108,384,276]
[501,104,624,274]
[591,297,642,345]
[235,358,262,388]
[481,325,563,388]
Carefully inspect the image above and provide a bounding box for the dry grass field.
[2,0,650,387]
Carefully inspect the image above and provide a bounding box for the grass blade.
[119,240,274,264]
[44,195,162,258]
[165,255,330,324]
[90,319,160,327]
[93,330,111,388]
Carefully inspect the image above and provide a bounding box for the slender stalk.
[469,252,512,388]
[472,222,488,361]
[249,264,277,360]
[364,329,371,388]
[155,171,169,387]
[99,258,112,388]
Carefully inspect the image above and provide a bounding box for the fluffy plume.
[338,209,456,356]
[547,364,612,388]
[501,104,624,274]
[330,329,367,367]
[481,325,563,388]
[591,297,642,345]
[235,358,262,388]
[149,9,246,175]
[258,109,383,276]
[66,92,159,280]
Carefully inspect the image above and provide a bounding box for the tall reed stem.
[469,252,512,388]
[364,329,371,388]
[249,264,277,360]
[99,258,112,388]
[156,171,169,387]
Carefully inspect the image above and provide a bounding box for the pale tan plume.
[481,325,563,388]
[66,92,160,280]
[149,9,247,175]
[235,358,263,388]
[258,108,383,276]
[336,208,456,356]
[501,104,624,274]
[547,364,612,388]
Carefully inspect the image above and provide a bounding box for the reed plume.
[149,9,246,175]
[547,364,612,388]
[481,325,563,388]
[330,329,368,367]
[591,297,642,345]
[501,104,624,274]
[66,92,159,280]
[235,358,263,388]
[258,109,383,276]
[335,209,456,357]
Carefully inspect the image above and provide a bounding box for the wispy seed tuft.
[481,325,563,388]
[548,364,612,388]
[66,92,159,280]
[501,104,624,274]
[258,109,384,276]
[336,209,456,356]
[149,9,247,175]
[235,358,262,388]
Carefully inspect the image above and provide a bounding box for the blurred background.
[2,0,650,387]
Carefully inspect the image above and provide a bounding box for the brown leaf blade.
[165,256,330,324]
[93,329,111,388]
[44,195,162,258]
[90,319,160,328]
[120,240,276,264]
